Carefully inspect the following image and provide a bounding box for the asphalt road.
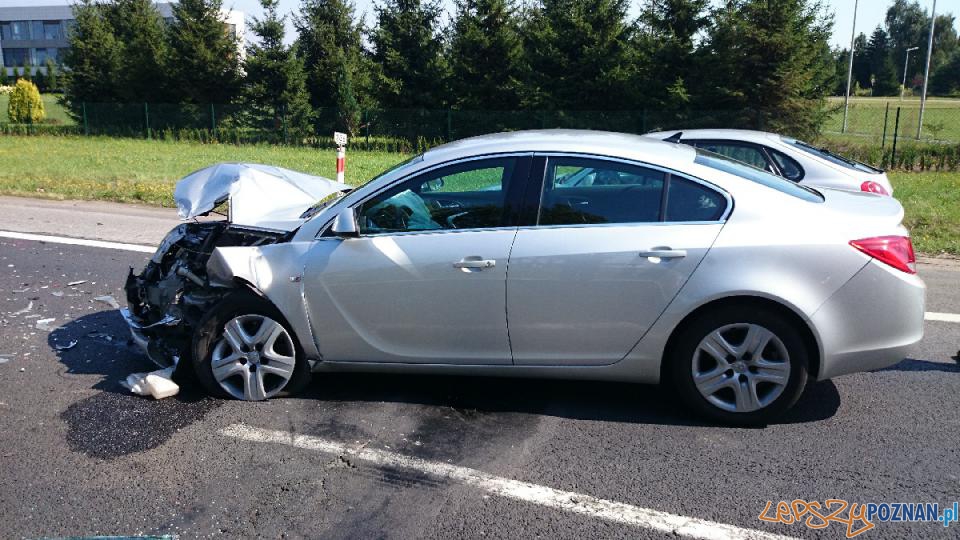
[1,224,959,539]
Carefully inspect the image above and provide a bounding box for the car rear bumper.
[811,260,925,380]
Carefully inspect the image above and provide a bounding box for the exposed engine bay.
[124,222,288,367]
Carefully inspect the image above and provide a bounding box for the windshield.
[694,149,824,203]
[299,154,424,219]
[782,137,884,174]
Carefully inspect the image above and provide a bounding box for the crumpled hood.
[173,163,348,231]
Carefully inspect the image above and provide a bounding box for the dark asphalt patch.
[61,389,220,460]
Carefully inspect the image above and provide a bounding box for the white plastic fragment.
[51,291,64,297]
[11,301,33,316]
[53,340,78,351]
[121,367,180,399]
[35,318,56,331]
[67,280,87,286]
[93,295,120,309]
[0,355,12,364]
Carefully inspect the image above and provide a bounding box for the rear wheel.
[193,292,310,400]
[668,305,809,425]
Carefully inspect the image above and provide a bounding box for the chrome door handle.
[453,258,496,269]
[638,249,687,259]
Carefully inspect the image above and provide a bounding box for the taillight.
[850,236,916,274]
[860,181,890,196]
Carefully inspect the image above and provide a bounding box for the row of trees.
[64,0,842,139]
[834,0,959,97]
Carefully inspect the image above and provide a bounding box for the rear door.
[506,155,729,366]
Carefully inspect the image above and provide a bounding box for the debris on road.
[35,318,56,331]
[11,301,33,316]
[51,291,63,297]
[121,367,180,399]
[53,340,78,351]
[0,354,12,364]
[67,280,87,286]
[93,295,120,309]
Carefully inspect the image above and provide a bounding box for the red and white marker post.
[334,132,348,184]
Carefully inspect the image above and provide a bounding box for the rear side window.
[689,141,773,172]
[782,137,883,174]
[666,178,727,222]
[540,157,665,225]
[695,149,823,202]
[768,148,804,181]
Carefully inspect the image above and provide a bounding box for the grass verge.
[0,135,955,255]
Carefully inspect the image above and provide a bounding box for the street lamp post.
[917,0,937,139]
[900,46,919,100]
[842,0,860,133]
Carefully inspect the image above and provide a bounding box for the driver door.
[302,155,531,364]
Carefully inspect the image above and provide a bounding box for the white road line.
[925,312,960,323]
[0,230,156,253]
[4,229,960,326]
[220,423,797,540]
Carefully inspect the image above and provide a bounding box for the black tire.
[192,291,311,400]
[667,304,809,426]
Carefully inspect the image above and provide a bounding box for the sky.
[1,0,953,50]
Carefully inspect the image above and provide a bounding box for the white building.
[0,1,245,75]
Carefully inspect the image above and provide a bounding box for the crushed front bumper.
[121,307,181,368]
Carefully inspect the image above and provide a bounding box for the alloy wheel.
[691,323,791,413]
[210,314,297,401]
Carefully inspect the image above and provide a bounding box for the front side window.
[539,157,665,225]
[691,141,773,172]
[358,158,515,234]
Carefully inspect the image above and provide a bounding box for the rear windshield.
[694,149,824,203]
[782,137,884,174]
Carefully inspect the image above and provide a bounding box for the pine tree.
[448,0,525,110]
[107,0,169,102]
[62,0,123,116]
[20,60,31,82]
[294,0,369,133]
[244,0,313,139]
[167,0,242,104]
[637,0,710,113]
[703,0,834,138]
[369,0,448,109]
[33,62,47,91]
[523,0,637,110]
[0,65,8,86]
[867,26,899,96]
[44,59,58,93]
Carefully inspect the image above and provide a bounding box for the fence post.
[82,102,89,136]
[891,106,901,169]
[210,104,216,135]
[144,102,150,139]
[446,109,452,142]
[365,109,370,145]
[881,102,890,148]
[282,103,288,145]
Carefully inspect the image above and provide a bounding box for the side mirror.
[331,207,359,237]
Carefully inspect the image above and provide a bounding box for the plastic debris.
[11,301,33,316]
[53,340,78,351]
[121,367,180,399]
[93,295,120,309]
[51,291,64,297]
[67,280,87,286]
[35,318,56,331]
[0,355,12,365]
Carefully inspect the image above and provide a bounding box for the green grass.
[824,96,960,143]
[889,171,960,256]
[0,135,956,255]
[0,93,74,125]
[0,135,406,206]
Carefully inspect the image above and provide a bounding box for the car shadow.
[48,310,221,460]
[295,370,842,428]
[878,357,960,373]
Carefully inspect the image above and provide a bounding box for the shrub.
[7,79,45,124]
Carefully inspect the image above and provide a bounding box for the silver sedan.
[123,130,925,424]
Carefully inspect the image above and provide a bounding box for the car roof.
[643,129,783,144]
[423,129,698,168]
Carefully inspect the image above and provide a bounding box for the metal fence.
[823,101,960,144]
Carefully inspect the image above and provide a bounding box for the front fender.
[206,243,321,361]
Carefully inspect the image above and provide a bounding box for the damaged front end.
[121,162,346,368]
[123,222,287,367]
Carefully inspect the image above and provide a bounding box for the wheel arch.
[660,295,823,380]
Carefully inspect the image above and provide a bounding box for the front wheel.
[193,292,310,400]
[668,305,809,425]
